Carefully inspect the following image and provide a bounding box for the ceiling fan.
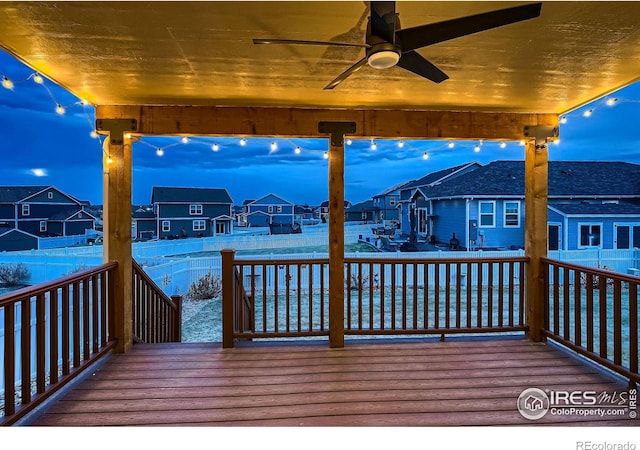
[253,2,542,90]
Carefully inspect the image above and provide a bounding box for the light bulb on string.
[295,146,301,154]
[448,142,455,149]
[370,141,377,151]
[346,139,352,146]
[90,130,99,139]
[156,148,164,156]
[422,152,429,160]
[55,104,65,115]
[323,151,329,159]
[2,76,13,89]
[181,137,189,144]
[499,142,506,149]
[583,109,593,117]
[474,144,481,153]
[606,98,618,106]
[212,143,219,152]
[560,116,567,124]
[240,138,247,146]
[398,141,405,148]
[32,73,43,84]
[270,141,278,151]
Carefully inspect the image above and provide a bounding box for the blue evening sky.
[1,48,639,207]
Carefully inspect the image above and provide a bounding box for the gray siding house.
[0,186,96,250]
[151,186,234,239]
[396,161,640,250]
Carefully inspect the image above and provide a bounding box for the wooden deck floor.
[27,338,636,426]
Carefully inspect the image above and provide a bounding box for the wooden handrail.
[0,262,118,307]
[132,259,182,343]
[223,255,530,345]
[1,262,117,426]
[541,257,639,385]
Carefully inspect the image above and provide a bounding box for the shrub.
[187,272,222,300]
[345,272,369,291]
[0,263,31,286]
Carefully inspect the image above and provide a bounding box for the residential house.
[243,193,295,227]
[132,205,156,240]
[345,199,379,223]
[397,163,480,237]
[395,161,640,250]
[315,200,352,222]
[548,202,640,250]
[151,186,234,239]
[371,180,414,224]
[0,186,96,250]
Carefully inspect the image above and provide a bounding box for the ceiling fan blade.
[324,57,368,90]
[396,3,542,52]
[397,51,449,84]
[253,38,368,48]
[369,1,397,43]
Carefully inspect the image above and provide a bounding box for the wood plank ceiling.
[0,1,639,117]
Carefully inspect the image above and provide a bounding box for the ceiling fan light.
[368,50,400,69]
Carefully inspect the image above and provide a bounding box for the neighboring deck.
[27,338,635,426]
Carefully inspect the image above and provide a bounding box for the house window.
[276,205,282,213]
[479,201,495,227]
[579,224,602,248]
[503,201,520,227]
[389,199,396,206]
[216,222,226,234]
[162,221,171,232]
[268,205,274,213]
[40,221,47,232]
[189,204,203,215]
[47,192,53,199]
[193,220,206,231]
[22,204,30,216]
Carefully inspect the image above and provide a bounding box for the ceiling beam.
[95,105,558,141]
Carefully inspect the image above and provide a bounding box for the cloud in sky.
[1,48,639,207]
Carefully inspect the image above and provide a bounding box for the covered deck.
[1,1,640,431]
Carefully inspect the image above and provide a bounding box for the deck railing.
[132,260,182,343]
[0,262,117,425]
[222,250,529,345]
[541,257,639,385]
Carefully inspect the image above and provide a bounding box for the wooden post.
[171,295,182,342]
[524,138,549,342]
[221,249,235,348]
[319,122,355,348]
[102,134,133,353]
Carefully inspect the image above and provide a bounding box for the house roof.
[0,186,51,202]
[549,202,640,216]
[401,162,480,192]
[132,206,156,220]
[346,199,377,212]
[423,161,640,199]
[151,187,233,204]
[1,2,639,115]
[48,208,96,221]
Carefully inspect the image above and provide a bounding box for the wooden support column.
[524,131,551,342]
[319,121,356,348]
[99,119,137,353]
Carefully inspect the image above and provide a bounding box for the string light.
[448,141,455,149]
[370,140,377,150]
[212,143,219,152]
[106,156,114,164]
[2,76,12,89]
[181,137,189,144]
[90,130,98,138]
[323,151,329,159]
[295,146,301,154]
[156,148,164,156]
[422,152,429,160]
[474,144,481,153]
[240,138,247,146]
[346,139,352,146]
[606,98,618,106]
[583,109,593,117]
[560,116,567,124]
[499,142,506,149]
[398,140,405,148]
[32,73,43,84]
[55,104,65,115]
[270,141,278,151]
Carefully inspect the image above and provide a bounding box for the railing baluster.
[613,279,622,366]
[297,264,302,333]
[423,262,429,331]
[82,278,90,360]
[92,274,99,353]
[402,263,407,330]
[21,297,32,406]
[380,263,385,330]
[445,263,451,329]
[476,262,482,328]
[72,282,81,368]
[508,262,514,327]
[358,262,364,330]
[497,262,504,327]
[599,276,607,359]
[285,264,290,333]
[563,268,570,341]
[413,262,419,330]
[455,262,461,329]
[586,273,594,353]
[4,302,16,417]
[574,270,582,347]
[62,285,70,375]
[629,283,638,375]
[36,293,46,395]
[391,261,397,330]
[434,262,440,329]
[369,262,375,331]
[49,289,59,385]
[466,262,472,328]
